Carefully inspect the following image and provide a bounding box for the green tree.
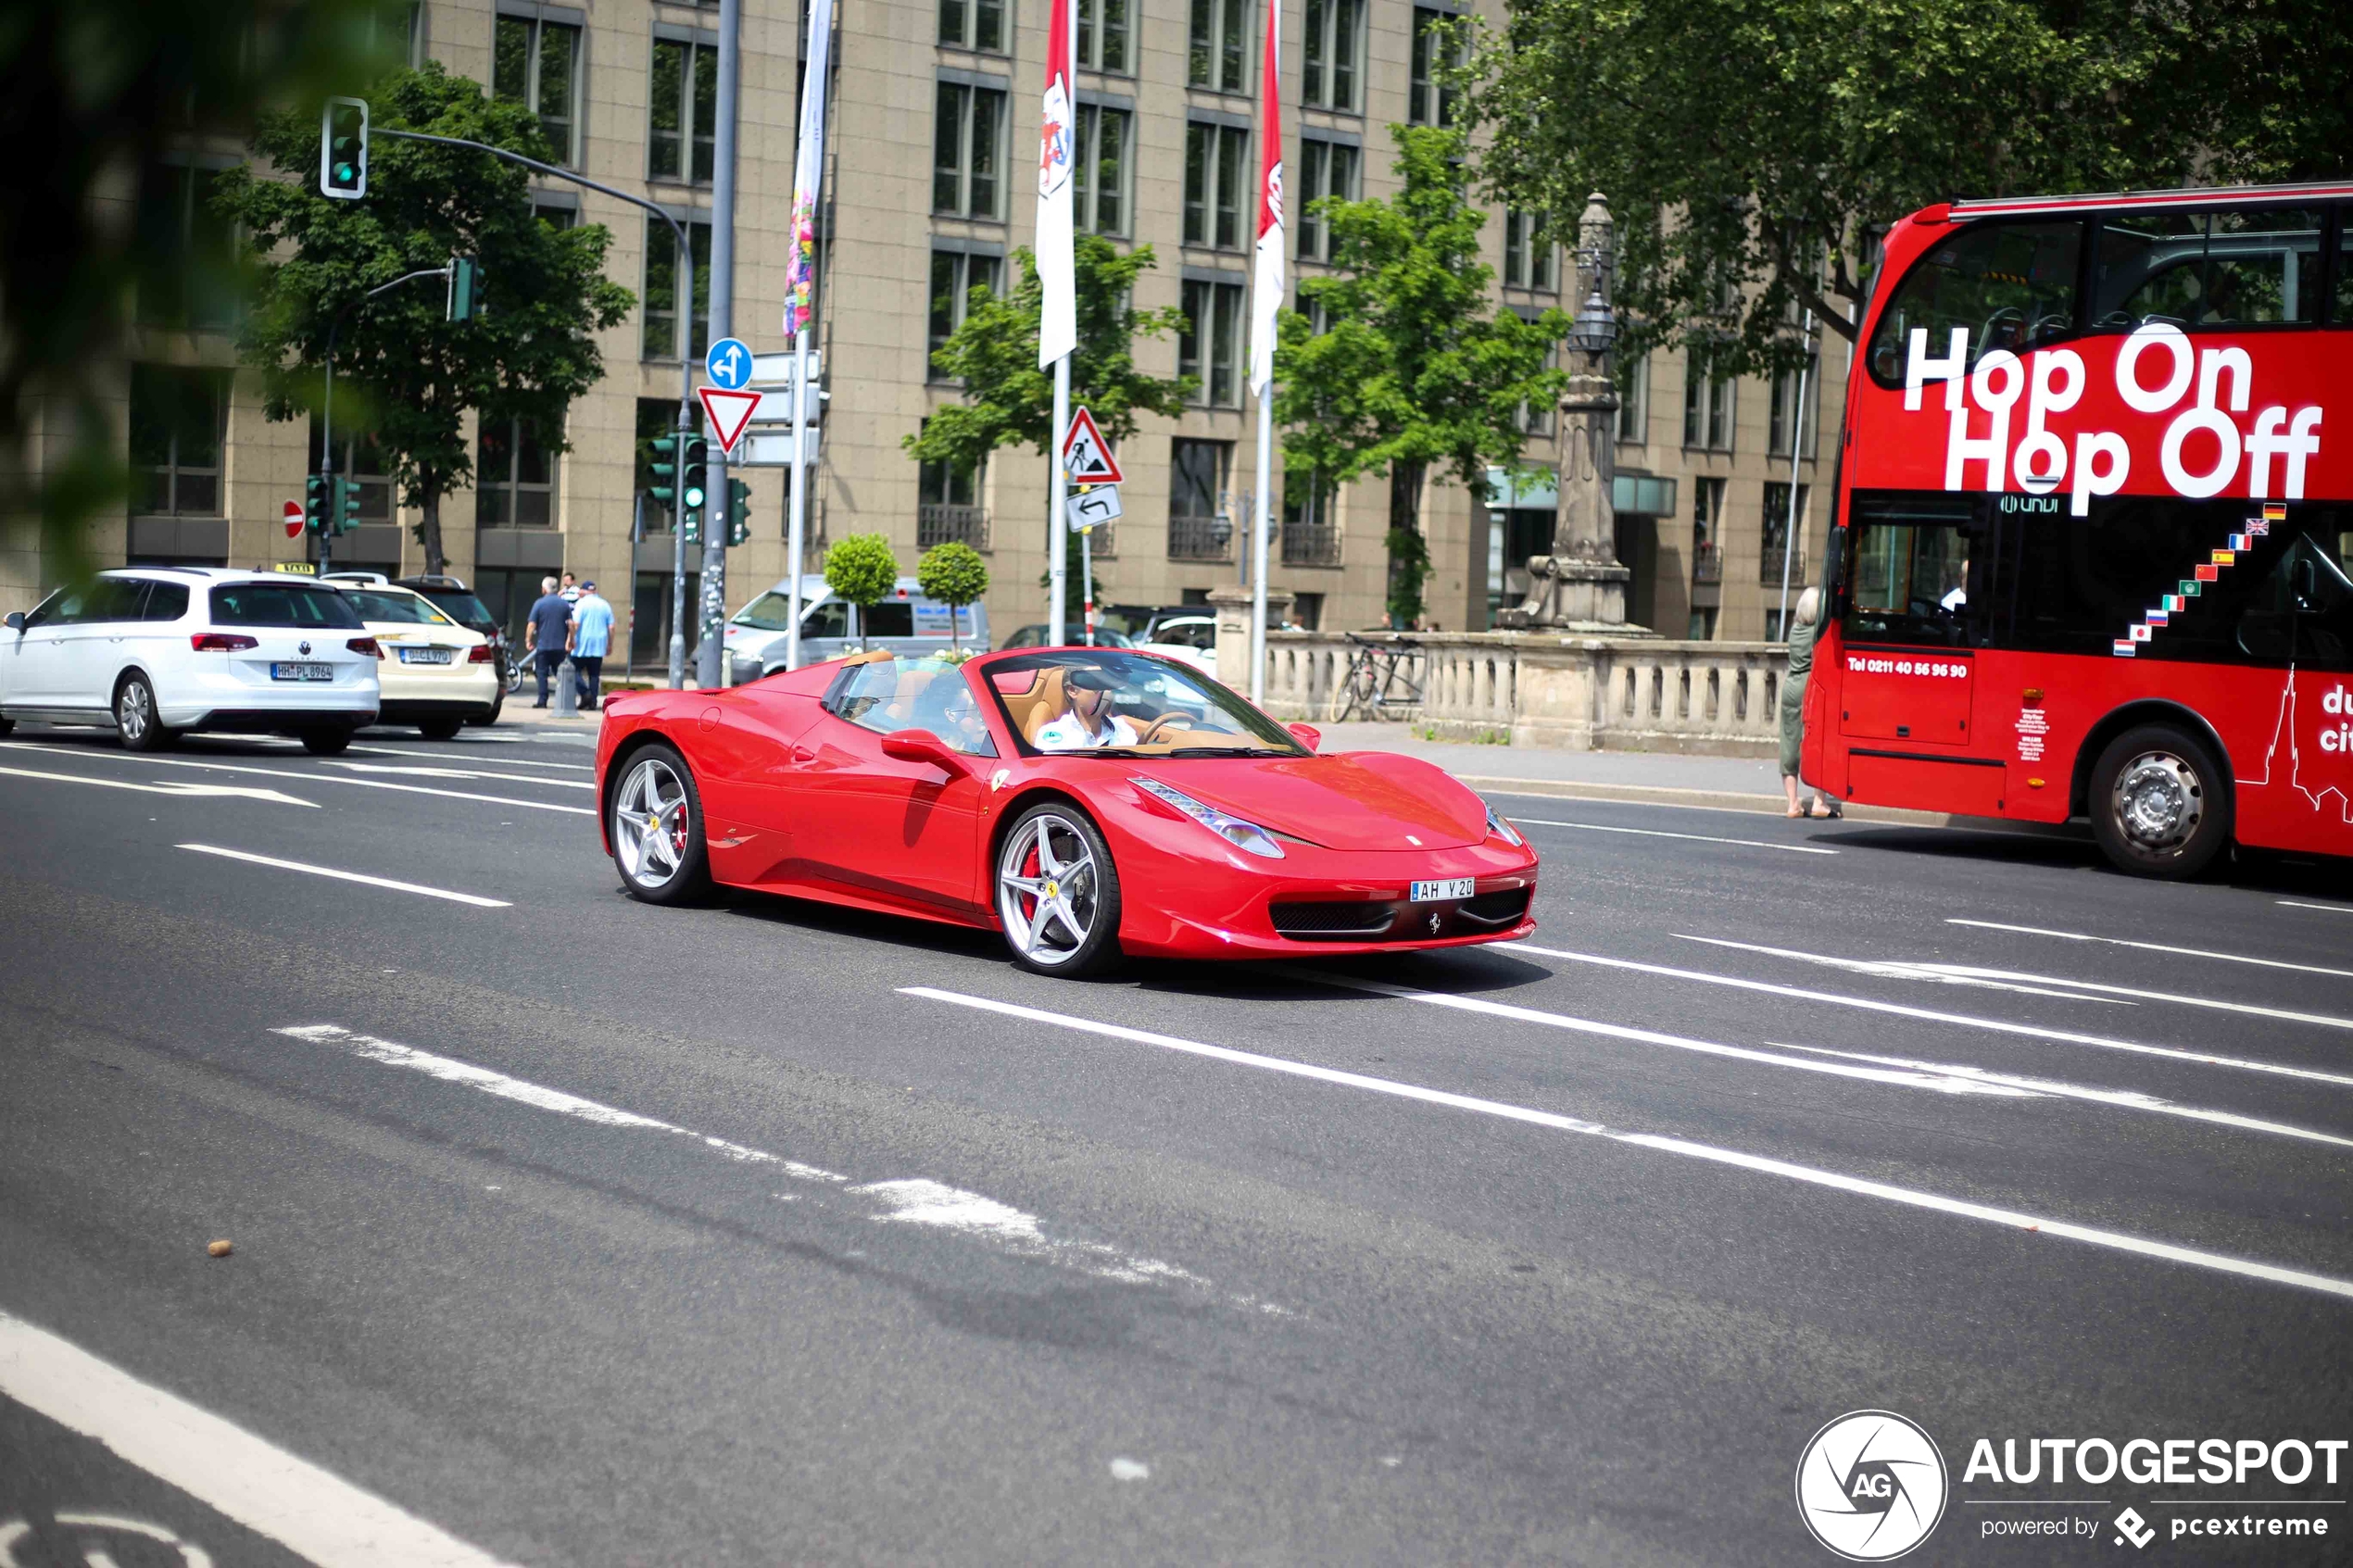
[1460,0,2351,374]
[1276,127,1568,627]
[215,62,634,574]
[824,533,900,651]
[915,541,989,653]
[0,0,395,585]
[904,234,1191,480]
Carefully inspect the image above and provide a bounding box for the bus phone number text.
[1847,655,1969,679]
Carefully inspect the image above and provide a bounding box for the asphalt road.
[0,720,2347,1566]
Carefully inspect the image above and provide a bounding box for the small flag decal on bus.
[2264,503,2287,522]
[2123,530,2253,654]
[2230,533,2251,552]
[2179,580,2202,596]
[2113,639,2137,657]
[2164,594,2186,613]
[2146,608,2170,626]
[2130,623,2154,642]
[2212,549,2235,566]
[2196,564,2221,582]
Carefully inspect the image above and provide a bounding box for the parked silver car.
[716,575,990,683]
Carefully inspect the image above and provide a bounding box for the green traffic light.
[684,484,705,509]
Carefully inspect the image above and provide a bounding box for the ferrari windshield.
[985,649,1306,758]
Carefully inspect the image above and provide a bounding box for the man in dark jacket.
[524,576,571,708]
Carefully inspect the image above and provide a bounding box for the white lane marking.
[348,744,592,771]
[271,1025,1275,1311]
[1947,918,2353,982]
[0,1307,519,1567]
[1109,1459,1151,1481]
[1763,1043,2353,1153]
[328,761,595,789]
[0,761,318,808]
[1271,969,2035,1098]
[178,845,510,908]
[1685,934,2353,1035]
[7,743,592,816]
[2278,900,2353,916]
[1675,935,2133,1005]
[1511,944,2353,1091]
[1509,817,1839,855]
[902,987,2353,1301]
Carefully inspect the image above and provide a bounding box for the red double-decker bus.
[1806,182,2353,878]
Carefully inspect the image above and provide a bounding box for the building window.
[307,420,395,523]
[129,366,228,517]
[934,82,1007,219]
[1516,341,1556,438]
[1074,105,1131,235]
[1076,0,1129,73]
[1296,138,1357,262]
[918,437,988,551]
[495,17,582,167]
[1768,357,1819,458]
[938,0,1005,53]
[648,36,716,183]
[1687,607,1718,640]
[1282,471,1340,565]
[643,217,712,360]
[928,248,1001,372]
[1504,212,1554,292]
[1682,347,1733,450]
[1690,473,1724,569]
[477,417,556,527]
[134,163,238,331]
[1761,482,1809,583]
[1615,350,1649,443]
[1188,0,1247,94]
[1409,8,1463,127]
[1169,439,1233,560]
[1182,122,1249,250]
[1302,0,1362,110]
[1179,278,1245,407]
[534,199,579,230]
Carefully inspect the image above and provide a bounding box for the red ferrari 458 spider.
[593,646,1538,975]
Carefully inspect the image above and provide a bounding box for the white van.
[718,575,989,684]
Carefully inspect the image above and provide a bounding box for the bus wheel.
[2090,724,2231,880]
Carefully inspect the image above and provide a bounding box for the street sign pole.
[698,0,743,690]
[1078,519,1094,646]
[1050,362,1070,646]
[1252,385,1272,701]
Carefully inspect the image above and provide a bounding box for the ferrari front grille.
[1455,887,1532,928]
[1269,900,1397,939]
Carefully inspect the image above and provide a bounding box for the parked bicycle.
[1327,633,1422,722]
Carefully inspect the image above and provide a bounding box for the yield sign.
[282,499,305,539]
[1061,406,1123,484]
[698,386,763,457]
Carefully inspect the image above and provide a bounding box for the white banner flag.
[1035,0,1077,366]
[783,0,833,335]
[1248,0,1284,395]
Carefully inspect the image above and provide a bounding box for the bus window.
[2337,207,2353,325]
[2094,207,2323,330]
[1865,220,2081,386]
[2237,522,2353,669]
[1845,497,1984,646]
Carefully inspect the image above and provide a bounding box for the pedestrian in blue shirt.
[524,576,570,708]
[570,583,615,710]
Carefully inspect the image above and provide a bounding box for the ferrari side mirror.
[1287,722,1321,752]
[881,727,966,772]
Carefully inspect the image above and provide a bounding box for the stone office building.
[8,0,1842,667]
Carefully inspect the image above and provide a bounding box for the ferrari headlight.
[1485,803,1524,847]
[1131,776,1285,859]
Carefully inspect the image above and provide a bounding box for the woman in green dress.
[1780,586,1840,819]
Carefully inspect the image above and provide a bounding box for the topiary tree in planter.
[916,541,989,656]
[824,533,900,651]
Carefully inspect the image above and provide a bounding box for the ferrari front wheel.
[611,742,711,903]
[996,803,1123,977]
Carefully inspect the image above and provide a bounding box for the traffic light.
[320,98,369,200]
[333,477,364,534]
[649,433,708,537]
[447,256,483,321]
[725,479,752,546]
[305,475,330,534]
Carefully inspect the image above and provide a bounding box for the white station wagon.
[0,568,383,754]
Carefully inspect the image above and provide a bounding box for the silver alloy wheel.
[997,811,1099,967]
[2111,747,2204,853]
[117,679,151,744]
[614,755,691,887]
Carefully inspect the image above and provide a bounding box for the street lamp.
[1567,287,1617,358]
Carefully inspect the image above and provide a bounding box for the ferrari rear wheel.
[611,742,711,904]
[996,803,1122,977]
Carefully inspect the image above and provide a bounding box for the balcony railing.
[1282,520,1341,567]
[1760,546,1806,585]
[917,503,989,551]
[1167,513,1233,562]
[1692,542,1723,584]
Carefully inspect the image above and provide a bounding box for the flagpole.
[1251,391,1271,701]
[1245,0,1283,704]
[782,0,833,670]
[1051,358,1069,646]
[786,331,809,670]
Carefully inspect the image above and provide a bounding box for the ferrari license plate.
[1410,878,1475,903]
[397,646,455,665]
[271,662,333,682]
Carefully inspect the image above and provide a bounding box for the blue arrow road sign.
[705,337,753,390]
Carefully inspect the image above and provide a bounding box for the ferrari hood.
[1139,752,1490,851]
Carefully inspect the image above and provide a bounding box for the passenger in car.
[1033,667,1141,751]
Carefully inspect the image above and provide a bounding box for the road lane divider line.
[2279,900,2353,916]
[347,744,593,771]
[901,986,2353,1303]
[6,743,592,816]
[0,762,318,808]
[1284,968,2353,1154]
[1946,918,2353,982]
[270,1024,1280,1313]
[1675,935,2128,1007]
[0,1307,520,1568]
[326,760,596,789]
[178,846,510,908]
[1512,944,2353,1091]
[1683,934,2353,1034]
[1509,817,1839,855]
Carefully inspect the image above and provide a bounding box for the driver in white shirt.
[1033,666,1141,750]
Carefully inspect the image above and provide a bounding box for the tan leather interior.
[1013,668,1069,745]
[885,667,937,722]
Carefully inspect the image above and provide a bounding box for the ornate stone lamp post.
[1498,193,1651,633]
